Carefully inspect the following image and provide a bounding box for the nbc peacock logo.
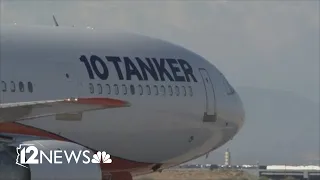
[91,151,112,164]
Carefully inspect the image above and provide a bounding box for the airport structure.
[259,165,320,180]
[224,148,231,166]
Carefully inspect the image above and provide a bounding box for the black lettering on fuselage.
[124,57,143,80]
[106,56,124,80]
[177,59,197,82]
[80,55,197,82]
[152,58,174,81]
[135,57,159,81]
[90,55,109,80]
[166,58,185,82]
[79,55,95,79]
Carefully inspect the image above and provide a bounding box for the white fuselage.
[0,25,245,175]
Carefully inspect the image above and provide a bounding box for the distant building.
[266,165,320,171]
[224,148,231,166]
[259,165,320,180]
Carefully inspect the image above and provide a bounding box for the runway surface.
[134,169,258,180]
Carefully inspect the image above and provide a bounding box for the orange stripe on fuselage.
[71,97,130,107]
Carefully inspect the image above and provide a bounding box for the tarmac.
[134,169,258,180]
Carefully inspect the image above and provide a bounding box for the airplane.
[0,24,245,180]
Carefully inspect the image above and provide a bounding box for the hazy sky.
[1,0,319,103]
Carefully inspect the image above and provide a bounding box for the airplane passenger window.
[106,84,111,94]
[168,85,173,96]
[138,85,143,95]
[130,85,135,95]
[182,86,186,96]
[114,84,119,95]
[89,83,94,94]
[146,85,151,95]
[10,81,15,92]
[154,85,159,95]
[160,85,165,96]
[188,86,193,96]
[97,84,102,94]
[27,82,33,93]
[122,84,127,95]
[175,86,179,96]
[19,82,24,92]
[1,81,6,92]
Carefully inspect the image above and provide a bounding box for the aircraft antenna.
[53,15,59,27]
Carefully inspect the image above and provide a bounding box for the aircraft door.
[199,68,217,122]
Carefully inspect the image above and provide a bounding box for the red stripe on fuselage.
[70,97,130,107]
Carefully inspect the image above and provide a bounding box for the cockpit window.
[221,75,235,95]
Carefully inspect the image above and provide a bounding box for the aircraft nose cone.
[235,91,245,130]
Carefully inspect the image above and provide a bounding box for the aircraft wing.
[0,97,130,123]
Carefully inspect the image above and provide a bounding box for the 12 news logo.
[16,144,112,168]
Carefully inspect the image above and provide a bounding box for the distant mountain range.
[191,86,319,165]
